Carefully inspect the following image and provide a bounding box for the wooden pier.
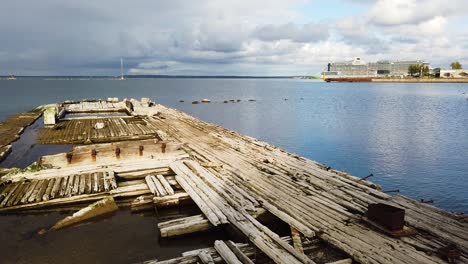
[0,98,467,264]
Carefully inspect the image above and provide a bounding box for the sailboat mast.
[120,58,124,79]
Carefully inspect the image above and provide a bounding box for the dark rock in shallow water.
[248,99,256,102]
[236,99,241,102]
[223,101,229,103]
[179,100,185,103]
[192,101,200,104]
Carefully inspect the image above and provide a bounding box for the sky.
[0,0,467,76]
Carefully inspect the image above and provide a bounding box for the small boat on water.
[201,99,211,103]
[6,75,16,80]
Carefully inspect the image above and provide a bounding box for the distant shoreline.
[0,75,319,80]
[372,78,468,83]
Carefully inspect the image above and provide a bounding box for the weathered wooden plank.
[151,175,168,196]
[79,174,86,194]
[109,171,118,190]
[214,240,242,264]
[225,240,255,264]
[197,250,214,264]
[98,172,105,192]
[93,172,99,193]
[43,178,55,201]
[56,176,67,198]
[6,183,27,207]
[171,162,228,224]
[28,180,45,203]
[156,174,174,195]
[65,174,75,197]
[35,179,50,202]
[21,180,39,204]
[158,214,212,238]
[145,175,159,195]
[12,182,30,206]
[103,172,110,192]
[170,164,222,226]
[85,173,92,194]
[72,174,80,196]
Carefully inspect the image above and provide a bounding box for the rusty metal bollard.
[66,152,73,164]
[161,142,166,153]
[91,149,97,161]
[139,145,144,156]
[115,147,121,158]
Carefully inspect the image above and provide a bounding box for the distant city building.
[323,58,430,78]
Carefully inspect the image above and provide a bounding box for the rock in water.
[51,197,118,231]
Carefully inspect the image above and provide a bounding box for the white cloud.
[252,23,329,43]
[367,0,468,26]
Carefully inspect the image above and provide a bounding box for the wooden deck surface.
[38,117,159,144]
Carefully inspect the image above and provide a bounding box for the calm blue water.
[1,78,467,213]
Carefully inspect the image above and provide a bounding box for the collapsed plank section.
[144,237,326,264]
[170,161,313,264]
[145,175,174,197]
[0,171,118,209]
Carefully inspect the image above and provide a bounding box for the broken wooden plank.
[170,163,223,226]
[225,240,255,264]
[214,240,242,264]
[50,197,118,231]
[145,175,159,195]
[151,175,168,196]
[197,250,214,264]
[156,174,175,195]
[291,227,304,254]
[158,214,212,238]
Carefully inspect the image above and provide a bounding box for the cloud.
[0,0,467,75]
[367,0,468,26]
[252,23,329,43]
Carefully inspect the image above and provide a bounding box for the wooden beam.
[214,240,242,264]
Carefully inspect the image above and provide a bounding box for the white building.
[440,69,468,78]
[323,58,430,77]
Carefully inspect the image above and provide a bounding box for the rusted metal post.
[91,149,97,161]
[420,199,434,204]
[139,145,144,156]
[360,173,374,181]
[66,152,73,164]
[383,189,400,193]
[115,147,121,158]
[161,142,166,153]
